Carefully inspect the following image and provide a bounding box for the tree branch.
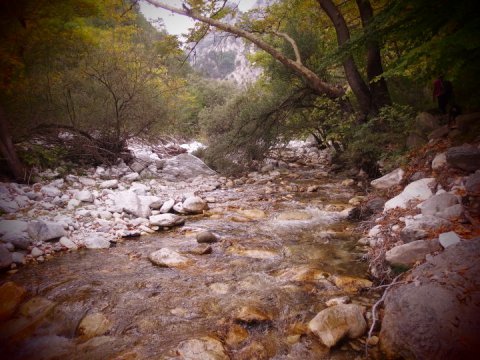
[273,31,302,64]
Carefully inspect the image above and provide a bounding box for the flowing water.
[0,167,374,359]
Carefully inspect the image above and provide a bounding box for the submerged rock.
[308,304,367,348]
[77,313,111,339]
[235,306,271,323]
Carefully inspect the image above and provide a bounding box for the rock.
[275,266,330,283]
[84,234,111,249]
[420,193,459,216]
[431,152,447,170]
[371,168,404,189]
[122,172,140,182]
[0,199,19,213]
[235,306,271,323]
[161,153,216,181]
[77,313,111,339]
[41,186,61,197]
[226,324,249,347]
[446,145,480,172]
[385,239,441,268]
[76,190,94,203]
[0,282,26,321]
[406,132,427,149]
[67,198,81,210]
[384,178,436,211]
[380,238,480,359]
[196,231,218,244]
[148,248,190,267]
[79,177,96,186]
[438,231,461,248]
[99,180,118,189]
[325,296,350,307]
[0,220,28,237]
[368,224,382,237]
[173,202,186,214]
[308,304,367,348]
[341,179,355,186]
[11,252,25,264]
[466,171,480,195]
[428,125,450,140]
[276,211,312,221]
[237,209,267,220]
[348,196,365,206]
[236,341,268,359]
[182,196,207,214]
[149,214,185,227]
[331,275,372,292]
[27,220,66,242]
[176,336,229,360]
[159,198,175,213]
[401,216,451,242]
[187,244,212,255]
[31,247,43,257]
[113,191,150,218]
[59,237,78,250]
[416,112,440,132]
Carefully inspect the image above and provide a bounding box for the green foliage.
[18,144,67,169]
[339,104,416,175]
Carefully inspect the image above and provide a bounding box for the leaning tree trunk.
[356,0,391,110]
[0,105,26,182]
[317,0,373,118]
[145,1,344,99]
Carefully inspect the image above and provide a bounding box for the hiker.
[433,75,453,114]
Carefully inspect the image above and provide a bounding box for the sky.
[140,0,258,38]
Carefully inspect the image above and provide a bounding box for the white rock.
[149,214,185,227]
[76,190,94,203]
[371,168,404,189]
[122,172,140,182]
[438,231,461,248]
[386,240,441,268]
[60,237,78,250]
[384,178,436,211]
[113,191,150,218]
[67,199,81,210]
[431,152,447,170]
[182,196,207,214]
[99,180,118,189]
[160,199,175,213]
[420,193,459,216]
[27,221,66,242]
[148,248,190,267]
[79,177,96,186]
[31,247,44,257]
[83,234,111,249]
[41,186,61,197]
[176,337,229,360]
[368,225,382,237]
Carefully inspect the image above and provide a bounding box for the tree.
[144,0,391,116]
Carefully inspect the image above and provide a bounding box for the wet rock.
[401,216,451,241]
[0,297,56,342]
[27,220,66,242]
[236,209,267,220]
[84,234,111,249]
[341,179,355,186]
[370,168,404,190]
[176,336,229,360]
[60,237,78,250]
[466,171,480,195]
[228,247,278,259]
[226,324,249,347]
[187,244,212,255]
[77,313,111,339]
[431,152,447,170]
[196,231,218,244]
[438,231,461,248]
[0,281,26,321]
[308,304,367,348]
[385,239,441,268]
[149,214,185,227]
[276,266,330,283]
[380,238,480,359]
[148,248,190,267]
[384,178,436,211]
[331,275,372,292]
[235,306,271,323]
[0,245,13,269]
[446,145,480,172]
[276,211,312,221]
[159,198,175,213]
[420,192,459,216]
[76,190,94,203]
[182,196,207,214]
[99,180,118,189]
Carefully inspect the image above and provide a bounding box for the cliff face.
[189,1,274,86]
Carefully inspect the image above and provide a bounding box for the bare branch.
[273,31,302,64]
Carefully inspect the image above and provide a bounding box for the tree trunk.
[317,0,373,117]
[0,105,26,182]
[145,1,344,99]
[356,0,391,109]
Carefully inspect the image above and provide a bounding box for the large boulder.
[380,238,480,359]
[415,112,440,133]
[27,221,66,242]
[161,153,216,181]
[385,239,441,268]
[466,171,480,195]
[308,304,367,348]
[446,145,480,172]
[371,168,404,190]
[401,216,451,241]
[384,178,436,211]
[113,191,151,218]
[420,193,459,216]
